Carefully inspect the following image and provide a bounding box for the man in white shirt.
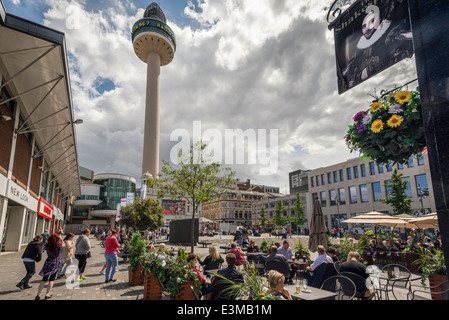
[277,240,293,260]
[301,245,334,285]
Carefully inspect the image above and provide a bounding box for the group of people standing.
[16,228,93,300]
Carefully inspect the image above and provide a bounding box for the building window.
[320,191,327,207]
[316,175,320,186]
[333,171,338,183]
[354,166,359,179]
[360,184,369,202]
[339,169,344,182]
[327,172,332,184]
[321,174,325,186]
[312,193,318,201]
[372,182,382,202]
[387,160,393,172]
[415,174,429,196]
[311,176,314,187]
[349,186,357,204]
[370,162,376,175]
[361,164,366,177]
[418,154,425,166]
[408,156,414,168]
[378,165,384,174]
[338,188,346,205]
[347,168,352,180]
[329,189,336,206]
[398,163,404,170]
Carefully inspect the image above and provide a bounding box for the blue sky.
[1,0,418,194]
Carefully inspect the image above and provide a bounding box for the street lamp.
[417,184,427,215]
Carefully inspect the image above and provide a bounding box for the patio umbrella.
[341,211,394,224]
[308,199,328,253]
[375,214,423,229]
[408,213,439,229]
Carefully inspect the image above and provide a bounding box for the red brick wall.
[0,104,14,175]
[12,134,31,188]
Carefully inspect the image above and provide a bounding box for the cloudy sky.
[3,0,418,194]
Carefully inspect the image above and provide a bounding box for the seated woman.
[187,253,212,296]
[228,242,246,266]
[266,270,293,300]
[199,246,224,275]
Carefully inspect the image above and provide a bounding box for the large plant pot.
[143,270,162,300]
[129,263,143,286]
[404,252,420,273]
[173,281,197,300]
[428,274,448,300]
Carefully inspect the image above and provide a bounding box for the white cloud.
[36,0,417,194]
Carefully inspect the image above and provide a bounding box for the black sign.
[332,0,414,94]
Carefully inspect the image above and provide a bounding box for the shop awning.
[0,10,80,197]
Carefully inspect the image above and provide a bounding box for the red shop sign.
[38,197,53,220]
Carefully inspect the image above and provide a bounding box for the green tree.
[272,200,287,231]
[290,193,307,229]
[380,168,413,215]
[258,206,268,230]
[118,198,164,231]
[149,142,235,253]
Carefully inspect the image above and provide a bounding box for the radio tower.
[131,3,176,180]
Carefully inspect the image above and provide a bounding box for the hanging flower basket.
[345,89,426,165]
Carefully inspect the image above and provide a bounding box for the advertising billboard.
[162,199,186,215]
[333,0,414,94]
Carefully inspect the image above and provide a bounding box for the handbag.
[86,251,92,258]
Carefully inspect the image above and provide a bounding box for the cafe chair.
[191,285,201,300]
[320,275,356,300]
[334,260,343,274]
[157,276,170,298]
[379,264,411,300]
[340,272,376,300]
[408,280,449,300]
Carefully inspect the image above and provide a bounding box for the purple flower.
[356,124,367,133]
[353,111,367,122]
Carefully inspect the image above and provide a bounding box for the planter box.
[143,270,162,300]
[173,281,197,300]
[129,263,143,286]
[403,252,420,273]
[429,274,448,300]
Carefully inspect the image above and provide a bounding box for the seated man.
[301,245,333,284]
[340,251,375,298]
[265,246,295,284]
[212,253,244,300]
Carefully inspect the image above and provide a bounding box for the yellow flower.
[387,115,404,128]
[395,91,412,104]
[371,120,384,133]
[370,101,382,112]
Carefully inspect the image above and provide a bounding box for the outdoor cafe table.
[284,284,337,300]
[292,260,313,270]
[369,271,410,300]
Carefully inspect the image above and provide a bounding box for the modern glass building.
[70,171,136,231]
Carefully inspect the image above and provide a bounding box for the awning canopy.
[0,11,80,197]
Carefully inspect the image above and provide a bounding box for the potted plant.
[294,238,310,261]
[345,89,426,165]
[127,233,147,286]
[143,252,172,300]
[165,248,201,300]
[413,246,448,299]
[213,264,281,300]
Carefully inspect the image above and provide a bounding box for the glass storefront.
[93,178,136,210]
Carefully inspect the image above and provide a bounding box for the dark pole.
[408,0,449,279]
